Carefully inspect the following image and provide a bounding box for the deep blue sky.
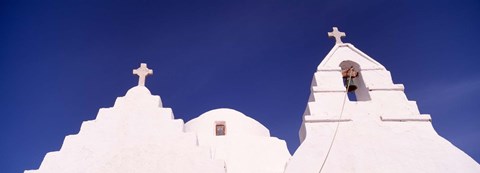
[1,0,479,172]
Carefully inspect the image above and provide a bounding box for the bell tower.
[284,27,480,173]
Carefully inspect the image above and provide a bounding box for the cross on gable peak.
[328,27,346,44]
[133,63,153,86]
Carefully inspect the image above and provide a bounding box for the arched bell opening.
[339,61,371,101]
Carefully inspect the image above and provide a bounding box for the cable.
[318,68,353,173]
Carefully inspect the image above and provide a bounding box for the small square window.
[215,124,225,136]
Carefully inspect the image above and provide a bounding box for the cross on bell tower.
[328,27,346,44]
[133,63,153,86]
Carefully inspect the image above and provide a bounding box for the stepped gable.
[26,63,225,173]
[285,27,480,173]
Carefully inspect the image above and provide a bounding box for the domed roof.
[185,108,270,137]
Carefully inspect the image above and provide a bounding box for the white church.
[26,28,480,173]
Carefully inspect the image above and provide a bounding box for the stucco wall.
[26,86,225,173]
[185,108,291,173]
[286,43,480,173]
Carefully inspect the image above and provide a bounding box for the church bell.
[342,67,359,92]
[344,77,358,92]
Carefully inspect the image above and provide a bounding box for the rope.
[318,68,353,173]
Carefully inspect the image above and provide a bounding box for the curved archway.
[339,61,371,101]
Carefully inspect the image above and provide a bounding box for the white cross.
[133,63,153,86]
[328,27,346,44]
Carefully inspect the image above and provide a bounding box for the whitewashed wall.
[26,86,225,173]
[285,43,480,173]
[185,108,291,173]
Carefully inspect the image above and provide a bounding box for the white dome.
[184,108,270,137]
